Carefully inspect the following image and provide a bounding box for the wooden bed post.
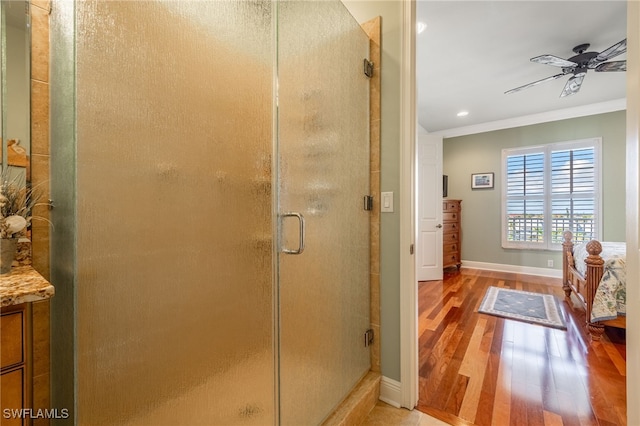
[562,231,574,299]
[584,240,605,340]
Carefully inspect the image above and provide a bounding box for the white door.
[416,132,443,281]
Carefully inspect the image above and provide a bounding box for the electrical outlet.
[547,259,554,267]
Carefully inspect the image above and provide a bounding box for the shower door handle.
[281,212,305,255]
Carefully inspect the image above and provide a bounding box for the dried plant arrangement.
[0,171,45,239]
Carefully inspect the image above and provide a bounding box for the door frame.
[399,0,418,409]
[624,3,639,423]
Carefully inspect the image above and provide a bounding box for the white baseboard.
[461,260,563,280]
[379,376,402,408]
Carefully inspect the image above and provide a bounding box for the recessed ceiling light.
[457,111,469,117]
[416,22,427,34]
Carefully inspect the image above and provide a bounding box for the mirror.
[1,0,30,188]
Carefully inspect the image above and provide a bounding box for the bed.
[562,230,626,341]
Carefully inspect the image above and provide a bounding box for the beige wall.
[443,111,626,270]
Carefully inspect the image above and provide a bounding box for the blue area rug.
[478,286,567,330]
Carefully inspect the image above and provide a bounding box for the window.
[502,138,601,250]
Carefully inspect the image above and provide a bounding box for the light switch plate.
[381,191,394,213]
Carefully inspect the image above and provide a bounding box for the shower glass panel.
[72,1,275,424]
[277,2,371,424]
[51,0,369,424]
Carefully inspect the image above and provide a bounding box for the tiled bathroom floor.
[362,402,449,425]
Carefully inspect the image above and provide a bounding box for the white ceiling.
[416,1,627,137]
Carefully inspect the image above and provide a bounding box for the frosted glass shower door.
[276,2,371,424]
[67,1,276,424]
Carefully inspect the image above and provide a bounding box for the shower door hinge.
[363,59,374,78]
[363,195,374,211]
[364,329,374,347]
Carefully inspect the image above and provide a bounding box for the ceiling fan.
[505,39,627,97]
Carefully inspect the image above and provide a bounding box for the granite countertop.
[1,266,55,307]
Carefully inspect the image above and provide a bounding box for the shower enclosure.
[50,1,370,424]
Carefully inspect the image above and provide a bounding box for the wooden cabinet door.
[1,368,24,426]
[1,311,24,369]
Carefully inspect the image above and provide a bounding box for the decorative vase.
[1,238,18,274]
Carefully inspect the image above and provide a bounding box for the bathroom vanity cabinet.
[1,303,28,426]
[1,267,54,426]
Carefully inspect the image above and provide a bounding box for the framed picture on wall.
[471,172,494,189]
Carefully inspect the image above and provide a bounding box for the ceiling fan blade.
[560,75,585,98]
[531,54,577,68]
[594,38,627,63]
[595,60,626,72]
[504,73,566,95]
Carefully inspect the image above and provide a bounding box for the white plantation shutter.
[550,146,597,244]
[505,151,545,244]
[502,138,601,250]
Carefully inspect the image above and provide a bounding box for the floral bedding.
[572,241,626,322]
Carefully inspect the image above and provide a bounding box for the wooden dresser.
[443,199,461,270]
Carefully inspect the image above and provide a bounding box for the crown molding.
[432,98,626,139]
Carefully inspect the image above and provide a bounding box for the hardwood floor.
[416,268,626,426]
